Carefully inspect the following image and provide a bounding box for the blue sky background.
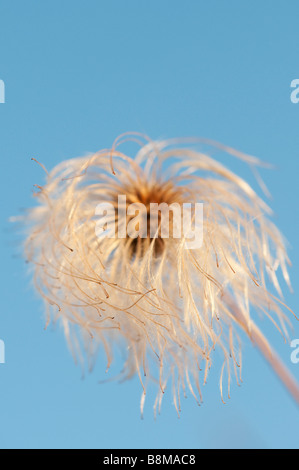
[0,0,299,449]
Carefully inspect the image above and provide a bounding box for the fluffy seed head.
[22,133,297,415]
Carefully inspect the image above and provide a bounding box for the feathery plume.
[22,133,299,415]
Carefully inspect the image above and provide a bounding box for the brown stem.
[224,294,299,405]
